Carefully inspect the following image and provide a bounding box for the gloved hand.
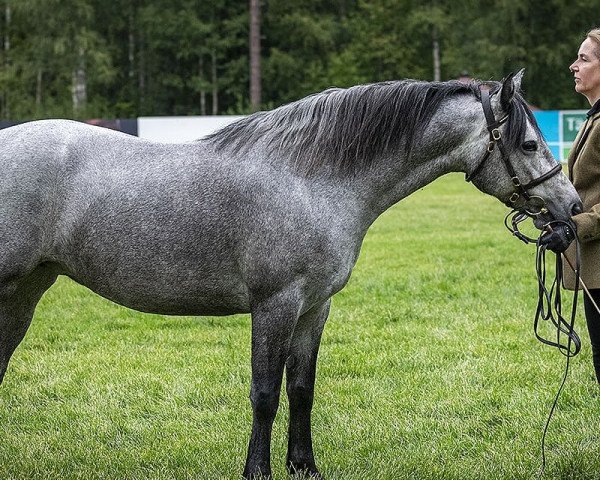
[538,223,576,253]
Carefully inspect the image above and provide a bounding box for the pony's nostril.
[572,202,583,215]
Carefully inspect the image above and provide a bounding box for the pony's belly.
[65,271,251,316]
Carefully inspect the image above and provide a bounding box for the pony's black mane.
[205,79,539,175]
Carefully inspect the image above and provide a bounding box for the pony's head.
[464,70,581,225]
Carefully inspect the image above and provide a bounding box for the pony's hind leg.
[0,264,57,385]
[285,300,330,479]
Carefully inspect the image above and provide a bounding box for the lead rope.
[504,211,581,477]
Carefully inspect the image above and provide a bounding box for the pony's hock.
[0,71,580,478]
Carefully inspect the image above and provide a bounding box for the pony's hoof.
[287,461,324,479]
[242,467,272,479]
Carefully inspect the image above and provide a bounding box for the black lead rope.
[533,227,581,357]
[505,210,581,477]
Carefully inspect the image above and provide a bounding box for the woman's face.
[570,37,600,104]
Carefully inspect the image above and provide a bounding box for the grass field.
[1,173,599,480]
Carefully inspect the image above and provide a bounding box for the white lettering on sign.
[566,117,585,131]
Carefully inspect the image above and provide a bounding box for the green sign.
[562,112,587,142]
[561,111,587,159]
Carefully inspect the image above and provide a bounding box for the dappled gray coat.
[564,110,600,289]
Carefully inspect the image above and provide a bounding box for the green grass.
[1,173,599,479]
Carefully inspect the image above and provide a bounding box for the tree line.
[0,0,596,120]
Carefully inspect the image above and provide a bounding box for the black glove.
[539,223,576,253]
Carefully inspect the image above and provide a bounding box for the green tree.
[0,0,598,119]
[1,0,114,119]
[134,0,247,115]
[261,0,350,106]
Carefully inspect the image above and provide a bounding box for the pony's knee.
[250,388,280,421]
[287,383,314,411]
[286,356,315,410]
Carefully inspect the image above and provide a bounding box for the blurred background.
[0,0,597,155]
[1,0,597,118]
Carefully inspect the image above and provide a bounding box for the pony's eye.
[522,140,538,152]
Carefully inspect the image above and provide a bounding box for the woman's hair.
[587,28,600,58]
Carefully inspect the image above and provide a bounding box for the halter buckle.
[487,141,495,152]
[509,192,520,204]
[491,128,501,141]
[511,177,521,188]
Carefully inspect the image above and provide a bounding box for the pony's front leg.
[243,295,299,479]
[285,300,330,479]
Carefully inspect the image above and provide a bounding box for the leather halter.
[465,87,562,212]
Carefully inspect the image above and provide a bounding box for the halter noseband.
[465,87,562,214]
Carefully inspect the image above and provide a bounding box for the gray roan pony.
[0,71,581,478]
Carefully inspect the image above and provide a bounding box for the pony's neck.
[354,151,459,225]
[353,118,480,226]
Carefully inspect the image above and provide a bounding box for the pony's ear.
[500,71,516,111]
[512,68,525,90]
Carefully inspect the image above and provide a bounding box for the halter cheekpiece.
[466,87,562,215]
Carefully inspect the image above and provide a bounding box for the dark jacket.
[564,110,600,289]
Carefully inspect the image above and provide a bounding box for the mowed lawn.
[1,173,599,480]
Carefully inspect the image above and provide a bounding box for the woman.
[544,28,600,382]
